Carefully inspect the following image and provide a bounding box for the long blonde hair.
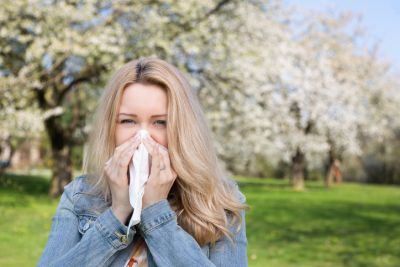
[83,57,246,246]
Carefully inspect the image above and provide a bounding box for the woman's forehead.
[119,83,167,114]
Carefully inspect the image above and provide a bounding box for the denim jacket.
[37,175,248,267]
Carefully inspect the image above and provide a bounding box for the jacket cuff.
[95,207,136,250]
[139,199,176,234]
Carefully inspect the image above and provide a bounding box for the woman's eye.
[120,119,136,124]
[155,120,167,127]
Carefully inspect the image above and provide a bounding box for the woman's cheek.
[115,126,136,146]
[151,131,168,148]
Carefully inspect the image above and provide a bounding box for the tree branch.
[171,0,235,38]
[56,64,105,105]
[56,76,90,105]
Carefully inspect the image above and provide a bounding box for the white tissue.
[127,129,150,236]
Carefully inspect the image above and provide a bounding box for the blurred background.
[0,0,399,266]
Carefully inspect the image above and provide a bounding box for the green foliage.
[0,173,399,266]
[71,145,84,170]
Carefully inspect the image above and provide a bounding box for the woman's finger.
[115,134,140,154]
[114,137,137,164]
[144,139,161,175]
[142,138,154,169]
[144,135,160,149]
[151,145,161,175]
[159,147,178,180]
[113,133,141,161]
[158,147,170,170]
[118,138,141,166]
[143,135,168,159]
[142,137,156,155]
[105,133,140,173]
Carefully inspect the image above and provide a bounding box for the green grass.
[236,176,400,267]
[0,172,399,266]
[0,172,58,266]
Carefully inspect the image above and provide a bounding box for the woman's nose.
[135,128,149,138]
[135,127,153,139]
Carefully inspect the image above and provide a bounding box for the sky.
[285,0,400,73]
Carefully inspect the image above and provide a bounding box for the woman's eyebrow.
[118,113,167,117]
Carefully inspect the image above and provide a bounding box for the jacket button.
[114,231,128,244]
[119,235,128,244]
[83,222,90,231]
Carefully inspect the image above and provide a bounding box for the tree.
[2,0,398,195]
[0,0,127,196]
[258,10,396,189]
[0,0,254,196]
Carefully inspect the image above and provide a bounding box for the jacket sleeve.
[37,178,136,267]
[139,190,248,267]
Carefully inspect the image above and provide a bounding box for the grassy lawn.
[0,172,399,266]
[0,172,58,266]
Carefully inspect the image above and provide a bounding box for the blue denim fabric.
[37,175,248,267]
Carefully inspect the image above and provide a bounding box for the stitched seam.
[142,211,174,232]
[143,212,175,234]
[95,218,122,250]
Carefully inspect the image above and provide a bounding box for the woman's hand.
[142,136,178,209]
[104,134,141,225]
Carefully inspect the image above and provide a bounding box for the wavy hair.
[82,57,247,246]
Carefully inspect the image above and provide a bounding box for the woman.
[37,57,248,267]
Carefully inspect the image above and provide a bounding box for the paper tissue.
[127,129,150,235]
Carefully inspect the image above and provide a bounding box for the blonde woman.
[37,57,248,267]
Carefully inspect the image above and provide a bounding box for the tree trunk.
[291,148,305,190]
[325,149,335,187]
[49,145,72,197]
[334,160,343,184]
[0,136,15,174]
[44,116,73,198]
[325,149,342,187]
